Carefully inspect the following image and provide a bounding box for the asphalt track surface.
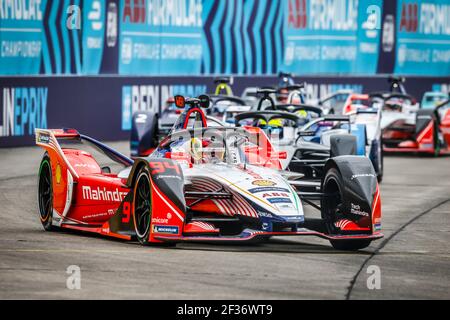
[0,142,449,299]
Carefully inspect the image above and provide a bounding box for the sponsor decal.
[82,212,109,219]
[267,198,292,204]
[153,225,179,234]
[351,203,369,217]
[351,173,376,180]
[252,180,276,187]
[1,87,48,137]
[248,187,290,194]
[74,163,98,169]
[155,175,182,181]
[283,215,304,221]
[151,217,169,224]
[261,222,270,230]
[262,192,290,198]
[81,186,128,202]
[257,211,273,218]
[55,164,62,184]
[243,167,263,180]
[37,132,50,144]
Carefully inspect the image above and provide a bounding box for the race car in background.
[130,96,178,157]
[246,89,384,181]
[34,94,382,250]
[318,89,354,115]
[241,72,307,108]
[421,91,448,110]
[130,77,244,157]
[382,98,450,156]
[234,89,371,180]
[341,94,384,182]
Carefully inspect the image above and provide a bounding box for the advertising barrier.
[1,0,450,76]
[1,75,449,147]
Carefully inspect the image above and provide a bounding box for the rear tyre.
[433,120,441,157]
[38,154,55,231]
[372,139,384,183]
[133,167,153,244]
[322,167,372,251]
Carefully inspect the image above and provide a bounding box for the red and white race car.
[35,95,382,250]
[382,97,450,156]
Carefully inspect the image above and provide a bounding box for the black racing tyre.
[433,120,441,157]
[321,167,372,251]
[378,145,384,183]
[38,154,55,231]
[132,167,152,244]
[372,139,384,183]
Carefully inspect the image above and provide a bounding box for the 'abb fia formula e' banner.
[118,0,203,75]
[395,0,450,75]
[282,0,383,74]
[1,0,450,76]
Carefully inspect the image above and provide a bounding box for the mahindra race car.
[382,98,450,156]
[35,95,382,250]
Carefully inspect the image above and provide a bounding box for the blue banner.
[118,0,203,75]
[82,0,106,74]
[395,0,450,75]
[0,0,47,75]
[282,0,383,74]
[1,1,450,76]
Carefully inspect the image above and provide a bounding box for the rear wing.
[35,128,80,179]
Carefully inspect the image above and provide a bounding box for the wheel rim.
[38,160,52,222]
[134,172,151,238]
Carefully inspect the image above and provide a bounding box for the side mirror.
[174,95,185,108]
[198,94,211,109]
[101,166,111,174]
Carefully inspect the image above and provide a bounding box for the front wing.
[154,228,384,243]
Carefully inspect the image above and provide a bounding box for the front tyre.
[38,154,55,231]
[133,167,153,244]
[322,167,372,251]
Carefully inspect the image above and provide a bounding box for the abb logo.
[123,0,146,23]
[288,0,307,29]
[400,2,418,32]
